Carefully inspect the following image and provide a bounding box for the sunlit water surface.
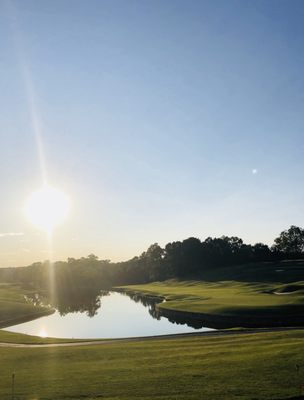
[6,292,212,338]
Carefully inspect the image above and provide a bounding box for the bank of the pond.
[3,278,304,336]
[1,326,304,346]
[3,291,212,338]
[117,280,304,329]
[0,309,55,329]
[0,283,54,329]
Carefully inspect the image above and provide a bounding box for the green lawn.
[119,279,304,315]
[118,262,304,328]
[0,283,53,329]
[0,329,304,399]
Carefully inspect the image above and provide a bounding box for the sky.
[0,0,304,267]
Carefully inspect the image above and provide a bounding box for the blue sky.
[0,0,304,267]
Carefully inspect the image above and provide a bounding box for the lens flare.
[39,327,47,338]
[25,185,70,233]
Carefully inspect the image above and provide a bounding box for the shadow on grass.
[199,260,304,284]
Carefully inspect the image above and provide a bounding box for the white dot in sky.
[252,169,258,175]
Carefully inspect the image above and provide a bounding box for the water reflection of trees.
[54,289,109,317]
[120,291,205,329]
[26,288,207,328]
[164,314,204,329]
[123,292,162,320]
[26,288,109,317]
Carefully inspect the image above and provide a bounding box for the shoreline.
[118,286,304,329]
[157,304,304,329]
[0,308,55,329]
[1,326,304,347]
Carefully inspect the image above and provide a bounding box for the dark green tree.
[143,243,164,281]
[273,226,304,254]
[252,243,271,261]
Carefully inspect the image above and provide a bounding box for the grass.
[0,283,53,329]
[0,329,304,399]
[119,279,304,315]
[118,261,304,326]
[197,259,304,284]
[0,261,304,398]
[0,329,89,344]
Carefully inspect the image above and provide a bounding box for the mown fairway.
[1,329,304,399]
[119,261,304,323]
[120,279,304,315]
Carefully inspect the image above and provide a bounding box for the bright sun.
[25,184,70,233]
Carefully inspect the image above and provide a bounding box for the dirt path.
[0,326,303,348]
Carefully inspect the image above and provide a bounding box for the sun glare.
[25,185,70,233]
[39,327,47,338]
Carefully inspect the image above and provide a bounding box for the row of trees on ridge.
[0,225,303,290]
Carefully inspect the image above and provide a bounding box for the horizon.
[1,0,304,267]
[0,225,297,268]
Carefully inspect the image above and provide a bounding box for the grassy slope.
[120,280,304,317]
[118,261,304,319]
[0,283,53,328]
[0,329,88,344]
[0,330,304,399]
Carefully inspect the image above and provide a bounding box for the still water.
[6,291,212,338]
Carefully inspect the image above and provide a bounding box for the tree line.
[112,225,304,283]
[0,225,303,292]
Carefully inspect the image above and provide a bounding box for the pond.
[5,291,213,338]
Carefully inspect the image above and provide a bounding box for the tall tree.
[273,225,304,254]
